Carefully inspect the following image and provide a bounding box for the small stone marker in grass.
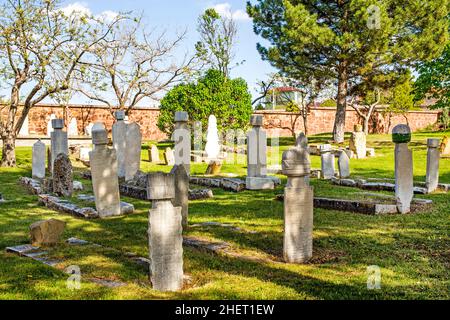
[30,219,66,246]
[52,153,73,197]
[426,138,440,194]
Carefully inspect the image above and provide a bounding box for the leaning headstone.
[440,136,450,157]
[68,118,79,137]
[125,122,142,181]
[50,119,68,174]
[112,111,127,179]
[149,145,160,163]
[147,172,183,292]
[173,111,191,175]
[349,125,367,159]
[338,150,350,179]
[246,115,274,190]
[205,115,220,161]
[52,153,73,197]
[320,144,335,179]
[392,124,413,214]
[32,139,46,179]
[89,123,121,218]
[282,136,313,264]
[426,138,440,194]
[170,165,189,229]
[164,147,175,166]
[30,219,66,246]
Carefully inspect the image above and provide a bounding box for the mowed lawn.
[0,131,449,300]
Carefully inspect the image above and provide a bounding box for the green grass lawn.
[0,131,449,300]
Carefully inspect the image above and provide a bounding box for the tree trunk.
[303,114,308,136]
[363,116,370,135]
[333,61,348,143]
[1,134,17,167]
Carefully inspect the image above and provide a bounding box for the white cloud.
[60,2,118,21]
[211,3,251,22]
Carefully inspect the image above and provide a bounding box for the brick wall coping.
[254,107,440,115]
[1,103,160,111]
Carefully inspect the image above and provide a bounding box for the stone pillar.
[125,122,142,181]
[246,115,274,190]
[426,138,440,194]
[147,172,183,292]
[282,137,313,264]
[89,123,121,218]
[338,150,350,179]
[320,144,335,179]
[174,111,191,175]
[393,124,414,214]
[50,119,68,174]
[149,145,160,163]
[170,165,189,229]
[112,111,127,179]
[350,125,367,159]
[32,139,46,179]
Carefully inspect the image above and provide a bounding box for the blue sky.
[59,0,276,102]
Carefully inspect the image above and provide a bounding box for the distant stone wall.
[4,104,440,141]
[256,107,440,137]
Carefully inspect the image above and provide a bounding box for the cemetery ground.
[0,131,449,300]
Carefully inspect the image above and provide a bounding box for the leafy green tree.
[415,43,450,129]
[247,0,449,142]
[157,69,252,136]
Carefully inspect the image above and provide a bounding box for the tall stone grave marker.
[147,172,183,292]
[338,150,350,178]
[50,119,68,174]
[426,138,440,194]
[112,111,127,179]
[89,123,121,218]
[174,111,191,175]
[125,122,142,181]
[149,145,160,163]
[32,139,46,179]
[282,135,313,264]
[205,115,220,161]
[53,153,73,197]
[246,115,274,190]
[320,144,335,179]
[350,125,367,159]
[18,115,29,136]
[47,114,56,137]
[68,118,79,137]
[170,165,189,229]
[393,124,414,214]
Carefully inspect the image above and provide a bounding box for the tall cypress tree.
[247,0,449,142]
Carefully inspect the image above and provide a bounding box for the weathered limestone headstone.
[282,136,313,264]
[85,123,94,137]
[338,150,350,179]
[52,153,73,197]
[50,119,68,174]
[112,111,127,179]
[147,172,183,292]
[149,145,160,163]
[393,124,413,214]
[320,144,335,179]
[426,138,440,194]
[246,115,274,190]
[30,219,66,246]
[18,115,29,136]
[47,114,56,137]
[89,123,121,218]
[205,115,220,161]
[170,165,189,228]
[125,122,142,181]
[350,125,367,159]
[440,136,450,157]
[68,118,79,137]
[164,147,175,166]
[173,111,191,175]
[32,139,46,179]
[79,147,91,162]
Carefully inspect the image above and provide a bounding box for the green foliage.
[321,99,337,108]
[390,78,415,113]
[157,69,252,136]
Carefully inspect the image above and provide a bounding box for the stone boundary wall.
[4,104,440,141]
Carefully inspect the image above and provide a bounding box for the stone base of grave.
[38,194,99,219]
[190,176,246,192]
[245,176,275,190]
[205,160,222,175]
